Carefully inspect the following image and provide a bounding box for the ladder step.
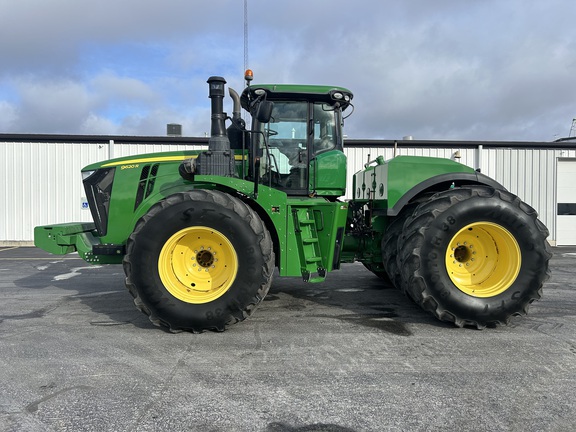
[293,207,325,281]
[306,257,322,263]
[303,238,318,243]
[307,276,326,283]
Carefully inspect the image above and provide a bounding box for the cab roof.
[240,83,353,112]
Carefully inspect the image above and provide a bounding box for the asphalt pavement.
[0,246,575,432]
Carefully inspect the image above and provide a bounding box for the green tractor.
[34,73,551,332]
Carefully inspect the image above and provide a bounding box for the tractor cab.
[240,82,353,197]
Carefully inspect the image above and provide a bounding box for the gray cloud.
[1,0,575,140]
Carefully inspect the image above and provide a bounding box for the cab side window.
[313,103,337,155]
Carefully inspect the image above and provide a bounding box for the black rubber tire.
[381,203,420,291]
[123,189,275,332]
[398,185,552,328]
[362,262,392,284]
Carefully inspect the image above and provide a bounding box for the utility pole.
[244,0,249,73]
[243,0,249,123]
[570,118,576,137]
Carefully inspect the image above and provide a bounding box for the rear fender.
[389,172,506,216]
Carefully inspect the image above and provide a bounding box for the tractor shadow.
[264,262,451,336]
[9,248,452,334]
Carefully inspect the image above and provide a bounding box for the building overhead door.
[557,159,576,246]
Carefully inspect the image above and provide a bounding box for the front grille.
[83,168,115,236]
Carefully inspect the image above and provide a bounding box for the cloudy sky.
[1,0,575,141]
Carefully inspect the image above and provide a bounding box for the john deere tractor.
[34,73,551,332]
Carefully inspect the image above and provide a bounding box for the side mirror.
[256,100,274,123]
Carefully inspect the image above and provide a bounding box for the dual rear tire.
[384,186,551,328]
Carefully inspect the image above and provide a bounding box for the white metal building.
[1,134,575,245]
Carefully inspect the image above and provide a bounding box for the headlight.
[82,170,96,181]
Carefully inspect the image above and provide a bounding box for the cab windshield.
[257,100,339,193]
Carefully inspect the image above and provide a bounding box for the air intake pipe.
[181,76,236,179]
[208,76,228,141]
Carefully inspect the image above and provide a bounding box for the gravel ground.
[0,246,575,432]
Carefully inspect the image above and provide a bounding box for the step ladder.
[292,207,326,283]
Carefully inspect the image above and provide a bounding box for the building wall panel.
[557,158,576,245]
[113,143,206,157]
[1,139,571,244]
[1,141,108,243]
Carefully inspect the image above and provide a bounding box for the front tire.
[398,186,552,328]
[123,190,275,332]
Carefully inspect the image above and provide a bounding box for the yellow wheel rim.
[158,226,238,304]
[445,222,521,298]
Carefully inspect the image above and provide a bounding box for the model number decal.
[120,164,140,170]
